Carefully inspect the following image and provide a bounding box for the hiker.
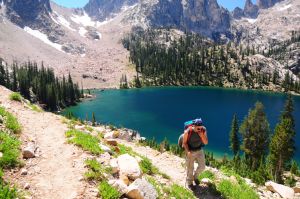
[182,118,208,189]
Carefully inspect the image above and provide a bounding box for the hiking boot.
[194,178,200,185]
[187,184,194,190]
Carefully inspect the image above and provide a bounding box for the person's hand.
[187,151,192,158]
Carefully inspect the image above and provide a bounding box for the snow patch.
[244,18,257,24]
[23,26,63,52]
[80,54,86,57]
[57,15,76,31]
[78,27,87,37]
[71,12,98,27]
[277,4,292,11]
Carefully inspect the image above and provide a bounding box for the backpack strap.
[187,126,194,142]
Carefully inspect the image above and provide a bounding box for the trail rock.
[117,154,141,180]
[24,183,30,189]
[22,142,36,159]
[21,168,28,175]
[265,181,294,199]
[109,158,119,174]
[105,139,118,146]
[126,178,157,199]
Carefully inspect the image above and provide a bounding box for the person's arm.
[199,127,208,145]
[183,129,190,155]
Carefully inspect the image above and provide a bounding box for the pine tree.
[229,114,240,157]
[92,112,96,126]
[268,94,296,182]
[240,102,270,170]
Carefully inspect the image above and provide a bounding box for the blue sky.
[52,0,257,11]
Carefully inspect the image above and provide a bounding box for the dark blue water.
[65,87,300,162]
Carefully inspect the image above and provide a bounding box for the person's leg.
[194,150,205,182]
[186,152,196,186]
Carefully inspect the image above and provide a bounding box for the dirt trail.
[0,86,91,199]
[118,140,220,199]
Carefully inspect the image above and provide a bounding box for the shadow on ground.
[192,184,223,199]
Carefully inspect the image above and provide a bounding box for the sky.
[52,0,257,11]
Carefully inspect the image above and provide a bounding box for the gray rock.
[117,154,141,180]
[109,158,119,174]
[24,183,30,190]
[99,143,113,154]
[21,168,28,175]
[22,143,36,159]
[109,179,128,195]
[265,181,295,199]
[126,178,157,199]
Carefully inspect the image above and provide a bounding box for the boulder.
[126,178,157,199]
[105,139,118,146]
[22,143,36,159]
[294,186,300,193]
[120,174,130,186]
[119,130,132,141]
[104,131,114,139]
[117,154,141,180]
[109,179,128,195]
[265,181,294,199]
[99,144,113,154]
[109,158,119,174]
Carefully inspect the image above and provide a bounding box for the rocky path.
[0,86,91,199]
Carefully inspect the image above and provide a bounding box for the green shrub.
[139,157,158,175]
[285,176,296,187]
[0,180,18,199]
[9,93,22,102]
[0,107,21,134]
[84,159,112,182]
[290,160,300,176]
[198,170,215,181]
[117,144,138,157]
[217,179,259,199]
[28,103,43,112]
[0,131,21,168]
[65,130,103,154]
[98,181,120,199]
[167,184,196,199]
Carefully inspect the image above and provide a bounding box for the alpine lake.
[64,86,300,163]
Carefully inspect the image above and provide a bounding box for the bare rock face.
[148,0,231,39]
[84,0,138,21]
[117,154,141,180]
[265,181,295,199]
[257,0,284,9]
[232,7,244,19]
[243,0,259,18]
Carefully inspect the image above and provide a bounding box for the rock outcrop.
[117,154,142,180]
[265,181,295,199]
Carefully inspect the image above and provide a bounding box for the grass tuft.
[216,179,259,199]
[0,131,22,168]
[0,180,18,199]
[84,159,111,181]
[198,170,215,181]
[166,184,196,199]
[9,92,22,102]
[65,129,103,155]
[98,181,120,199]
[0,107,21,134]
